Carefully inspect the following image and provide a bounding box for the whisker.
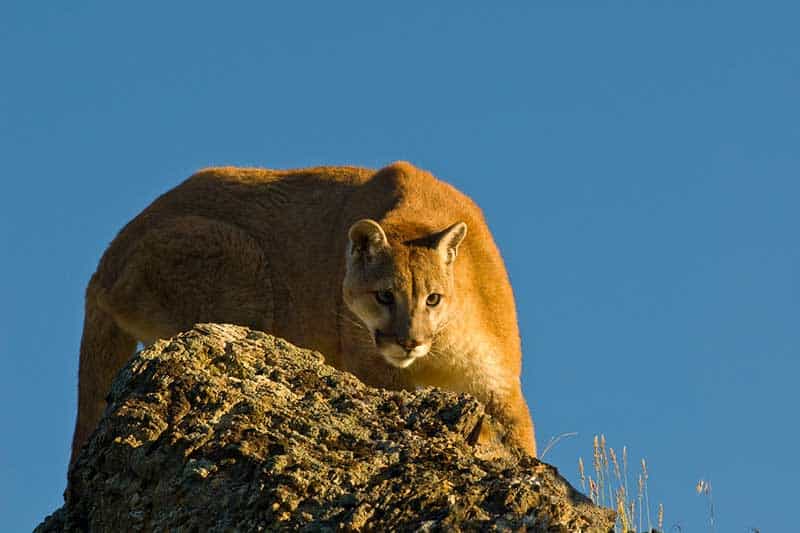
[435,316,457,337]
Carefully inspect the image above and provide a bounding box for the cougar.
[71,161,536,464]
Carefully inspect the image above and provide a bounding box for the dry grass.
[695,479,715,532]
[576,442,757,532]
[578,434,663,533]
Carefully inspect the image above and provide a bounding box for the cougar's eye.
[375,290,395,305]
[426,293,442,307]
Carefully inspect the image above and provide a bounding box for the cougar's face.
[343,220,466,369]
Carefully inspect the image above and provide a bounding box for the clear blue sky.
[2,2,797,531]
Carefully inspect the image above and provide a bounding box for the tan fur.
[71,161,536,464]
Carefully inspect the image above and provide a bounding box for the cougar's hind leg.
[102,216,275,338]
[70,275,137,466]
[71,216,275,467]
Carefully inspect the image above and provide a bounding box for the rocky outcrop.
[38,324,614,532]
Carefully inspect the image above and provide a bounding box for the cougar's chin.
[382,352,418,369]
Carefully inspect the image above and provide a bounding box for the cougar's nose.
[398,338,423,351]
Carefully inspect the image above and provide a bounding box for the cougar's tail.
[70,274,137,467]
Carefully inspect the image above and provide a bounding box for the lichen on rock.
[37,324,614,532]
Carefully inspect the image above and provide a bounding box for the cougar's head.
[343,219,467,369]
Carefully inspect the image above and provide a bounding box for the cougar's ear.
[434,222,467,265]
[348,219,389,259]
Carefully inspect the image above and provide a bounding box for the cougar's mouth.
[381,349,421,369]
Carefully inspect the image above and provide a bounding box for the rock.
[37,324,615,532]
